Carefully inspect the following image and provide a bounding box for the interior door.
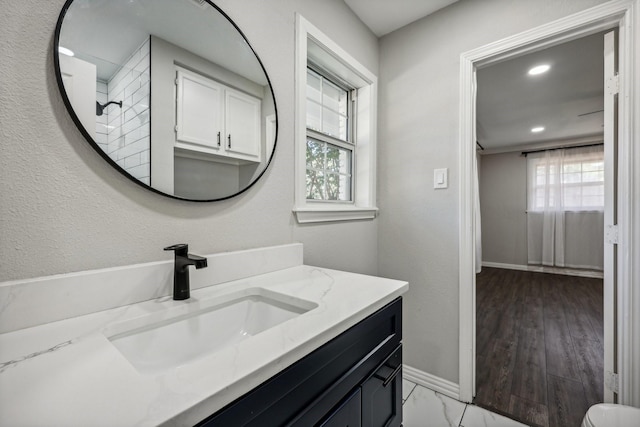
[602,29,618,404]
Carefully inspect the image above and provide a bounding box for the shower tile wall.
[95,81,108,153]
[100,37,151,185]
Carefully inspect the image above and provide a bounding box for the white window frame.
[294,14,378,223]
[305,67,355,202]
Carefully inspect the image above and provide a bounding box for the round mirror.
[54,0,277,201]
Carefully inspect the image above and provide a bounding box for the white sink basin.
[106,288,317,374]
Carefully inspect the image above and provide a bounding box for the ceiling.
[59,0,267,85]
[344,1,606,152]
[344,0,459,36]
[477,31,606,152]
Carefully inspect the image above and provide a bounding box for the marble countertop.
[0,265,407,426]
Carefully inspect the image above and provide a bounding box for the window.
[306,68,353,202]
[527,145,604,211]
[294,14,378,223]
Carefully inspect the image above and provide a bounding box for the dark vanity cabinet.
[197,297,403,427]
[319,389,362,427]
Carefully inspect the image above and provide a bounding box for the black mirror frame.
[53,0,278,202]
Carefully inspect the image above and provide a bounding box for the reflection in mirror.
[55,0,277,201]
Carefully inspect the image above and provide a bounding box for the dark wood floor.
[474,267,603,427]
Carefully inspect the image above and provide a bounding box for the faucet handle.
[164,243,188,256]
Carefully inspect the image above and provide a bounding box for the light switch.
[434,168,448,189]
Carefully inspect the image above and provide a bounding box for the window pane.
[563,163,581,173]
[583,185,604,197]
[583,171,604,182]
[305,137,352,202]
[583,196,603,208]
[322,108,348,140]
[306,170,325,200]
[563,172,581,184]
[306,100,321,132]
[325,144,351,174]
[582,161,603,172]
[322,80,348,115]
[339,115,348,141]
[306,139,324,169]
[326,173,351,201]
[306,70,321,103]
[548,165,557,184]
[338,174,351,200]
[564,186,581,207]
[306,68,351,142]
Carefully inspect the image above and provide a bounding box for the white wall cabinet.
[175,68,261,164]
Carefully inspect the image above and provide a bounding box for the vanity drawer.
[318,389,362,427]
[361,345,402,427]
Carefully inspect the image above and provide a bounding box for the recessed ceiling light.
[531,126,545,133]
[58,46,74,57]
[528,64,550,75]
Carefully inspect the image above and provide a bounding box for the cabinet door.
[361,346,402,427]
[176,69,223,151]
[225,88,261,162]
[319,389,361,427]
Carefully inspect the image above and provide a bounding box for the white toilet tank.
[581,403,640,427]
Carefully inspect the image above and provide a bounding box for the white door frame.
[458,0,640,405]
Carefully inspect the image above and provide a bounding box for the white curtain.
[526,145,604,270]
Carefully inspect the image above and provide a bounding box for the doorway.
[472,30,608,426]
[458,0,638,414]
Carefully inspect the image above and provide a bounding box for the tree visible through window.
[306,138,351,200]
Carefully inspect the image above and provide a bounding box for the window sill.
[293,206,378,223]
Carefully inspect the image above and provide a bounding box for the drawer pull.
[382,364,402,387]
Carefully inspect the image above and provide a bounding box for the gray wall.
[479,152,528,266]
[377,0,608,383]
[1,0,613,389]
[0,0,379,281]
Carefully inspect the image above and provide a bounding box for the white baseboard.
[482,262,604,279]
[403,365,461,402]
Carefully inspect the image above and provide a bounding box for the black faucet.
[164,244,208,300]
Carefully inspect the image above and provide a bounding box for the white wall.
[0,0,379,282]
[377,0,609,383]
[479,152,528,266]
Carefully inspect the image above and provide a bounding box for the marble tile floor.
[402,378,530,427]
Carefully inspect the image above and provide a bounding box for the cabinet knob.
[217,132,221,147]
[228,134,231,149]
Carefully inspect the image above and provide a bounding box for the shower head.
[96,100,123,116]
